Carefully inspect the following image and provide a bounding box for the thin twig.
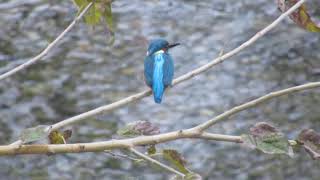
[193,81,320,132]
[0,2,93,81]
[104,150,141,161]
[129,148,185,177]
[48,0,306,132]
[199,132,243,143]
[172,0,306,86]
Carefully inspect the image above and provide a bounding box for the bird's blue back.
[144,40,174,103]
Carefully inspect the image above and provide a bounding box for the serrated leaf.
[147,145,156,155]
[277,0,320,32]
[48,129,72,144]
[242,122,293,157]
[163,149,189,174]
[297,129,320,160]
[20,125,51,144]
[117,121,160,137]
[171,172,202,180]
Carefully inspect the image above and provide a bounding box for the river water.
[0,0,319,179]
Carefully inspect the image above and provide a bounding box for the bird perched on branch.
[144,39,180,104]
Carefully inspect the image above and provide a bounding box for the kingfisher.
[144,39,180,104]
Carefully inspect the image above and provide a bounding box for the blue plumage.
[144,39,179,104]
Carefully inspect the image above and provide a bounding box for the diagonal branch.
[10,80,319,146]
[193,81,320,132]
[104,150,141,161]
[0,2,93,81]
[8,82,320,147]
[48,0,306,132]
[129,148,185,177]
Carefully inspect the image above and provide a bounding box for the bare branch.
[129,148,185,177]
[199,132,242,143]
[8,0,307,146]
[3,130,240,155]
[0,130,297,156]
[104,150,141,161]
[10,80,318,146]
[193,81,320,132]
[47,0,306,132]
[51,90,151,130]
[0,2,93,81]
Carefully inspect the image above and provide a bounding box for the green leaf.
[73,0,115,42]
[73,0,103,25]
[297,129,320,160]
[48,130,65,144]
[276,0,320,32]
[117,121,160,137]
[84,3,102,25]
[20,125,51,144]
[242,122,293,157]
[72,0,116,44]
[163,149,189,174]
[48,130,72,144]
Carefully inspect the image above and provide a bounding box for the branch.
[193,81,320,132]
[11,83,319,147]
[0,2,93,81]
[9,0,306,146]
[104,150,141,161]
[3,131,240,155]
[47,0,306,132]
[6,82,319,152]
[129,148,185,177]
[0,130,297,156]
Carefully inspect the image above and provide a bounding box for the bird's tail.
[153,88,163,104]
[153,72,164,104]
[153,56,165,104]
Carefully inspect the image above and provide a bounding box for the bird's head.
[146,39,180,56]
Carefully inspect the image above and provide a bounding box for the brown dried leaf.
[242,122,293,157]
[277,0,320,32]
[163,149,189,174]
[250,122,277,137]
[117,121,160,137]
[63,130,72,140]
[297,129,320,160]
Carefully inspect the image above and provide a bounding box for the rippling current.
[0,0,319,179]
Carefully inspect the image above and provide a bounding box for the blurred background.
[0,0,320,179]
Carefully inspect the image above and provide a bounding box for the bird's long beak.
[167,43,180,49]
